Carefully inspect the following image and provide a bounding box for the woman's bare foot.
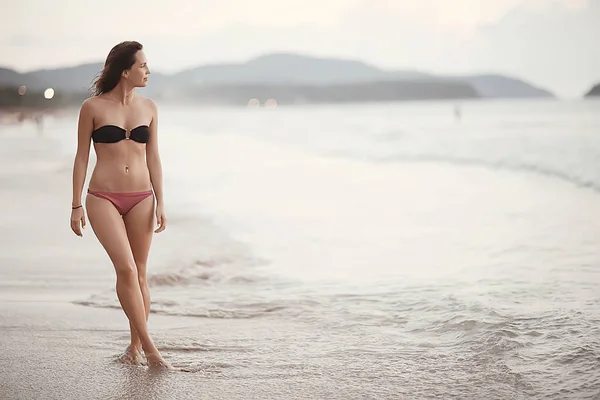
[145,352,173,369]
[117,345,145,365]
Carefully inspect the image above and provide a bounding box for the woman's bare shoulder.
[80,96,103,113]
[136,94,158,111]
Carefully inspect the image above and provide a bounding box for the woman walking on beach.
[69,41,170,368]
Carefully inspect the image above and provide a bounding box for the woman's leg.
[121,195,154,358]
[85,194,164,366]
[121,194,170,367]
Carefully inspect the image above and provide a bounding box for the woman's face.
[124,50,151,87]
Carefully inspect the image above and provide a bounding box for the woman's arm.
[70,99,93,237]
[72,99,93,207]
[146,99,167,232]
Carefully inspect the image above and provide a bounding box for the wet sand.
[4,103,600,399]
[0,121,390,400]
[1,301,377,400]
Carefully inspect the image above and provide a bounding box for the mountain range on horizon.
[585,83,600,97]
[3,52,595,105]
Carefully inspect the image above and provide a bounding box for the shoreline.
[0,299,217,399]
[2,102,600,399]
[1,295,373,400]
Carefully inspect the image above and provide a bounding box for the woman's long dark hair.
[91,41,143,96]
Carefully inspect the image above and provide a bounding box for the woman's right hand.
[70,207,86,237]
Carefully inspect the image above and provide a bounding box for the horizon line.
[2,51,598,98]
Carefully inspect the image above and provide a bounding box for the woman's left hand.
[155,204,168,233]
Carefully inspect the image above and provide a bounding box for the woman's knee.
[115,262,138,283]
[137,272,148,288]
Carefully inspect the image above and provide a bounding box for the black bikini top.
[91,124,150,144]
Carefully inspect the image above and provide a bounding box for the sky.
[1,0,599,97]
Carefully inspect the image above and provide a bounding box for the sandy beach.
[2,301,374,400]
[0,118,396,400]
[2,101,600,399]
[0,179,366,399]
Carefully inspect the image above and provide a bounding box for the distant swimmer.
[454,104,462,123]
[35,113,44,135]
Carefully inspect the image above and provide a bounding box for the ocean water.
[2,98,600,398]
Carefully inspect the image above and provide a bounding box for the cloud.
[472,0,600,96]
[1,0,362,37]
[350,0,589,30]
[1,0,598,95]
[4,0,585,38]
[1,34,37,46]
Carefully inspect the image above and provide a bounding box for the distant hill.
[0,53,556,105]
[0,63,170,98]
[585,83,600,97]
[172,54,552,98]
[0,67,44,89]
[173,53,432,86]
[450,74,554,98]
[24,63,103,92]
[176,80,479,106]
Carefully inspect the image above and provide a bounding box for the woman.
[70,41,170,368]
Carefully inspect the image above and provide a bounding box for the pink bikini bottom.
[87,189,154,215]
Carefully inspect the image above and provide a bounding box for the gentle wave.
[377,153,600,193]
[146,255,266,287]
[73,299,287,319]
[152,306,287,319]
[148,269,259,287]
